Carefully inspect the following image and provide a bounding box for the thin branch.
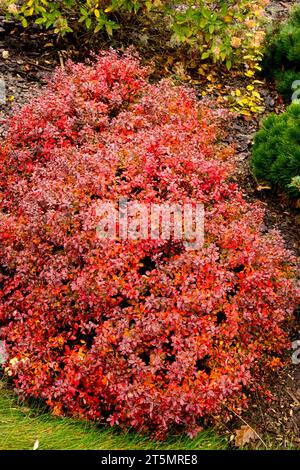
[226,406,268,449]
[58,51,65,70]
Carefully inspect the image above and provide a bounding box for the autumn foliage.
[0,52,299,437]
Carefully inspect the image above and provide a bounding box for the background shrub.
[1,0,267,68]
[0,51,299,438]
[251,104,300,199]
[1,0,154,35]
[169,0,268,70]
[263,5,300,101]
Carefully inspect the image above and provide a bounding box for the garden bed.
[0,0,299,449]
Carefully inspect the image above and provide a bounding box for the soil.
[0,0,299,449]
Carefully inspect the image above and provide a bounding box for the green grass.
[0,383,227,450]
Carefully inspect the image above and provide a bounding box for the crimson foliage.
[0,51,298,437]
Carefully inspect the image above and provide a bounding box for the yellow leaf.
[94,8,100,18]
[256,185,271,191]
[224,15,233,23]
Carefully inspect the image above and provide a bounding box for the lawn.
[0,383,227,450]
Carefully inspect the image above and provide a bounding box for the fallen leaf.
[173,63,190,81]
[235,425,258,447]
[33,439,39,450]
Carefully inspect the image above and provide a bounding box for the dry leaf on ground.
[235,425,258,447]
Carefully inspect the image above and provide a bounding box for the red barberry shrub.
[0,51,299,438]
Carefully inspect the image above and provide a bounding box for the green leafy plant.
[289,176,300,193]
[251,104,300,199]
[0,0,156,36]
[169,0,268,69]
[263,5,300,101]
[1,0,268,69]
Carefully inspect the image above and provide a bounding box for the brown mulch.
[214,0,300,449]
[0,0,299,449]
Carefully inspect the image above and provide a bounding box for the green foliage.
[1,0,156,36]
[169,0,268,69]
[289,176,300,193]
[251,104,300,198]
[0,0,268,68]
[263,5,300,101]
[275,69,300,102]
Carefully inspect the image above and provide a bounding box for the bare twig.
[226,406,268,449]
[58,51,65,70]
[25,59,53,72]
[286,389,300,406]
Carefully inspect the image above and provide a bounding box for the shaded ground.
[0,0,299,449]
